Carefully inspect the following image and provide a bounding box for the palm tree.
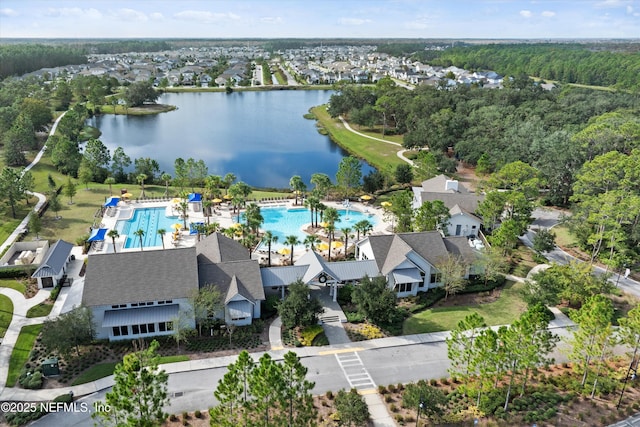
[203,200,212,225]
[304,234,321,251]
[325,223,336,262]
[261,231,278,267]
[317,203,327,226]
[207,222,221,235]
[177,200,189,229]
[354,219,373,241]
[107,229,119,253]
[222,227,236,240]
[205,174,223,199]
[289,175,307,206]
[104,177,116,196]
[136,173,148,199]
[157,228,166,249]
[161,173,172,197]
[134,228,145,251]
[324,223,336,261]
[284,235,300,266]
[304,195,320,228]
[341,227,353,257]
[324,207,340,231]
[223,173,236,195]
[245,203,263,235]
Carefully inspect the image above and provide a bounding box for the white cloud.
[338,17,373,26]
[173,10,240,24]
[0,8,18,17]
[150,12,164,21]
[595,0,631,8]
[112,8,148,22]
[541,11,556,17]
[260,16,283,24]
[45,7,102,19]
[520,10,533,18]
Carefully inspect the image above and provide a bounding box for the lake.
[87,90,373,188]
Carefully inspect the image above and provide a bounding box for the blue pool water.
[248,206,377,249]
[116,207,179,249]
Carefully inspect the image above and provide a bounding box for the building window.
[430,273,441,283]
[394,283,412,293]
[361,253,368,260]
[148,324,156,333]
[112,326,128,337]
[159,323,166,332]
[140,324,148,334]
[132,325,140,335]
[131,303,139,307]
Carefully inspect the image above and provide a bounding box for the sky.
[0,0,638,40]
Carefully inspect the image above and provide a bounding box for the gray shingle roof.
[31,239,73,278]
[396,232,450,266]
[420,175,470,194]
[198,259,265,303]
[196,232,249,264]
[419,192,484,214]
[367,232,453,272]
[82,247,199,307]
[325,260,380,281]
[443,236,478,265]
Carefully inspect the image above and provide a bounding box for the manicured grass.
[71,362,118,385]
[71,354,189,385]
[7,324,42,387]
[0,294,14,338]
[0,219,21,248]
[26,302,53,318]
[350,125,405,145]
[553,225,578,249]
[402,281,527,335]
[0,278,27,294]
[311,105,404,175]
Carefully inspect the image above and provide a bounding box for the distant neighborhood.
[25,43,508,89]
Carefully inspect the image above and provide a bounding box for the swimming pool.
[248,206,378,249]
[116,207,179,249]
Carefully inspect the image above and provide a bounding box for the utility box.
[42,358,60,376]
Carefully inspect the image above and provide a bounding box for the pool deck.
[91,198,391,265]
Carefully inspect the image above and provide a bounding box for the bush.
[299,325,324,346]
[337,284,354,305]
[345,310,365,323]
[19,369,43,389]
[262,294,280,318]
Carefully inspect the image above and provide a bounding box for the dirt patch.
[455,162,481,191]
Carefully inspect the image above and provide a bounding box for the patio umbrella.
[171,223,183,230]
[319,222,328,228]
[331,241,344,249]
[380,201,392,208]
[278,247,291,255]
[122,192,133,198]
[212,198,222,203]
[360,195,372,201]
[317,242,330,251]
[223,194,233,200]
[172,198,182,203]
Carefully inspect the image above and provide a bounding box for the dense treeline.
[83,40,172,54]
[328,78,639,207]
[0,44,87,80]
[418,44,640,90]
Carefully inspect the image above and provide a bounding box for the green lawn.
[0,294,13,338]
[71,355,189,385]
[553,225,578,249]
[26,302,53,318]
[0,278,27,294]
[402,281,527,335]
[7,324,42,387]
[312,105,404,176]
[71,362,118,385]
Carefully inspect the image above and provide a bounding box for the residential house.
[357,232,478,297]
[412,175,484,237]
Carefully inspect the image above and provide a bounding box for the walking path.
[0,111,66,255]
[338,116,415,166]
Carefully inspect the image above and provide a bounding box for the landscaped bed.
[378,360,640,426]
